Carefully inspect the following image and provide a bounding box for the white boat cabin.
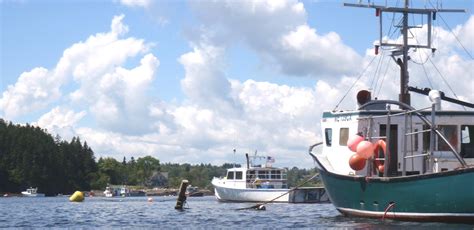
[320,105,474,177]
[220,167,288,189]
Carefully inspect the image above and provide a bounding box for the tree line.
[0,119,320,195]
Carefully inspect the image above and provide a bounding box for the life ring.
[373,139,386,173]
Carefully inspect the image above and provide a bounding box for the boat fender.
[255,204,266,211]
[373,140,386,172]
[69,191,84,202]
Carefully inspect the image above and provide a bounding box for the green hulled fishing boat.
[309,1,474,223]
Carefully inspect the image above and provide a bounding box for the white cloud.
[34,107,86,141]
[0,67,60,119]
[3,2,472,169]
[85,53,160,135]
[188,0,361,77]
[120,0,151,8]
[179,44,241,114]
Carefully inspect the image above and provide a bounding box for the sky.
[1,0,473,168]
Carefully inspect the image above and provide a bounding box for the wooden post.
[175,180,189,210]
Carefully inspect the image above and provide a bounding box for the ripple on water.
[0,196,472,228]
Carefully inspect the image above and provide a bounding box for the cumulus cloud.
[2,1,472,168]
[188,0,361,77]
[120,0,151,8]
[0,67,59,119]
[179,44,241,115]
[33,107,86,141]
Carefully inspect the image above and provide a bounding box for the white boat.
[21,187,45,197]
[212,152,290,202]
[103,186,114,197]
[119,186,130,197]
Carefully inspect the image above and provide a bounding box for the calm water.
[0,196,472,229]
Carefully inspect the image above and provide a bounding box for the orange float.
[373,139,387,172]
[347,134,364,152]
[349,154,366,171]
[356,140,374,159]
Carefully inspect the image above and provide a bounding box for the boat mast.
[344,1,465,106]
[400,0,409,105]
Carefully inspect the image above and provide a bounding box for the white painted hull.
[21,192,45,197]
[213,185,289,203]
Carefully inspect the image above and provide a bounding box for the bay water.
[0,196,472,228]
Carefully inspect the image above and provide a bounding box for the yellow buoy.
[69,191,84,202]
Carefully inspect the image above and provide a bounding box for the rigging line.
[410,28,435,88]
[332,55,377,112]
[370,51,383,90]
[428,0,474,60]
[375,55,391,98]
[373,51,387,93]
[427,56,467,111]
[419,55,434,88]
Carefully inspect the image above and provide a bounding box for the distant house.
[149,171,168,187]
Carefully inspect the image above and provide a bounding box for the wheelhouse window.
[235,171,243,180]
[461,125,474,158]
[423,125,459,152]
[325,128,332,147]
[437,125,458,151]
[227,171,234,179]
[339,128,349,146]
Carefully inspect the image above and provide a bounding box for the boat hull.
[21,192,45,197]
[213,185,289,203]
[317,164,474,223]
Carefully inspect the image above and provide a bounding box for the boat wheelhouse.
[212,153,290,202]
[319,104,474,176]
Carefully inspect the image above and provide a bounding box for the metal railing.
[358,100,467,176]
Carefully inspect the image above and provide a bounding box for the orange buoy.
[373,139,387,173]
[347,134,364,152]
[356,140,374,159]
[349,154,366,171]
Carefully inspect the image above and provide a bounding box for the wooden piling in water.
[175,180,189,210]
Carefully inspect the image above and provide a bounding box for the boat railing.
[359,100,468,176]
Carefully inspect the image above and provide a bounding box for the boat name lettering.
[334,115,352,122]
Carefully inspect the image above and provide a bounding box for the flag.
[267,156,275,163]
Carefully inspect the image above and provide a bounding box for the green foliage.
[0,119,97,195]
[0,119,320,194]
[286,167,322,188]
[160,163,229,189]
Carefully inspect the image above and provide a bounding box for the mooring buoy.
[69,191,84,202]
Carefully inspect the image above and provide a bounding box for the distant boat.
[21,187,45,197]
[103,185,145,197]
[120,186,130,197]
[103,186,115,197]
[186,185,204,197]
[212,152,290,202]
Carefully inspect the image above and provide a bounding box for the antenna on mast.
[343,0,466,106]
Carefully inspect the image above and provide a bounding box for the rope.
[375,57,391,98]
[236,173,320,210]
[332,55,377,112]
[427,57,467,111]
[429,1,474,60]
[382,202,396,220]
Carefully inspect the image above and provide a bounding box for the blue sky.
[1,0,473,168]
